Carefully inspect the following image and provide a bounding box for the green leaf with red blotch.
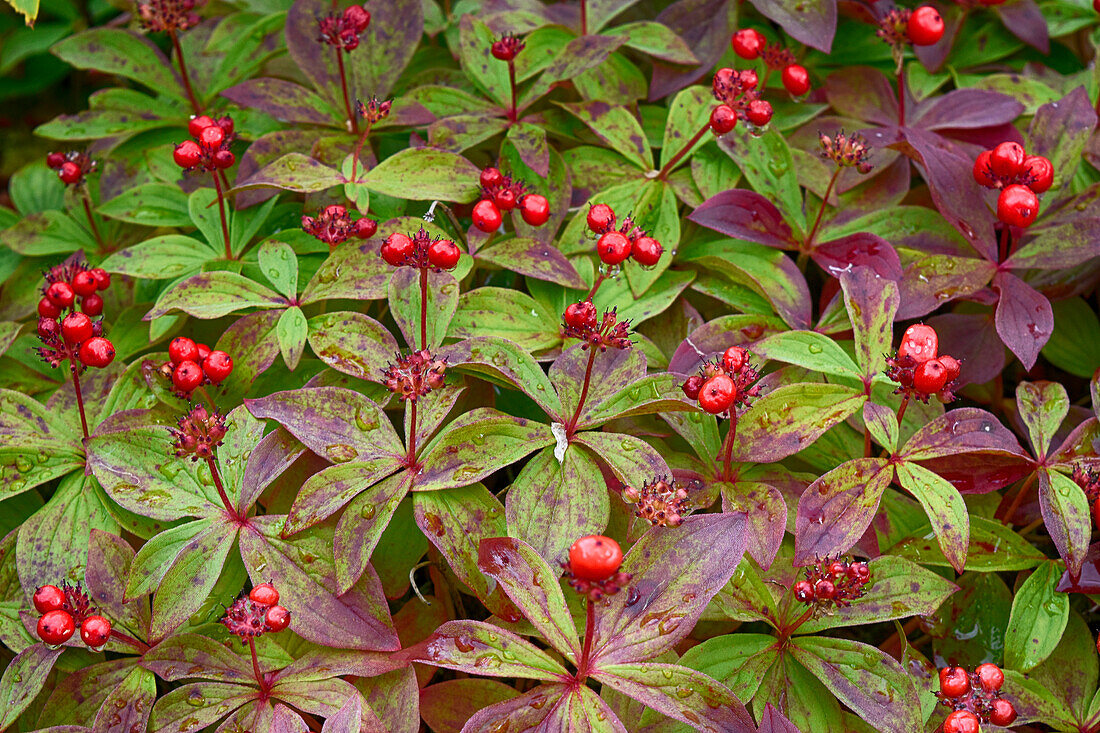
[145,272,287,320]
[794,458,892,564]
[885,514,1044,572]
[306,312,398,382]
[1004,560,1069,672]
[0,645,64,730]
[234,153,343,194]
[443,337,563,417]
[86,530,150,641]
[446,683,574,732]
[362,148,481,203]
[1016,381,1069,459]
[400,619,570,681]
[52,29,184,102]
[284,458,402,536]
[449,287,560,352]
[731,383,867,463]
[1038,469,1091,579]
[301,240,391,304]
[149,681,255,731]
[419,680,520,733]
[895,461,969,573]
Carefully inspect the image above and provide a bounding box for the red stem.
[168,30,201,115]
[507,59,518,123]
[248,637,269,694]
[349,121,373,185]
[584,273,606,302]
[576,596,596,679]
[896,66,906,127]
[335,50,358,134]
[718,406,738,481]
[198,386,217,413]
[896,393,910,426]
[657,120,710,181]
[71,365,89,440]
[81,194,104,250]
[565,347,598,437]
[205,455,238,520]
[806,167,840,248]
[211,171,233,260]
[419,266,429,350]
[580,0,587,35]
[109,628,150,653]
[406,399,419,470]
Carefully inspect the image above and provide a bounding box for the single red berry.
[196,342,212,361]
[81,294,104,317]
[80,615,112,648]
[975,662,1004,692]
[381,233,414,266]
[898,323,938,364]
[914,358,949,394]
[568,535,623,581]
[781,64,811,96]
[216,116,234,136]
[698,374,736,414]
[739,69,759,90]
[46,282,76,309]
[200,125,225,149]
[596,231,632,265]
[37,317,60,341]
[989,141,1026,179]
[58,162,82,185]
[491,39,514,61]
[188,115,215,138]
[323,204,346,218]
[722,346,746,373]
[989,699,1017,727]
[212,150,235,169]
[997,184,1040,228]
[587,203,616,234]
[942,710,980,733]
[1022,154,1053,193]
[938,354,960,383]
[61,312,93,345]
[79,337,115,369]
[907,6,945,46]
[631,236,663,267]
[793,580,815,602]
[71,270,98,297]
[731,28,766,59]
[938,666,971,698]
[46,152,65,169]
[428,239,461,270]
[174,140,202,168]
[681,375,704,400]
[32,585,66,614]
[169,337,199,365]
[494,188,517,211]
[37,609,75,645]
[709,105,737,135]
[90,268,111,291]
[173,360,204,393]
[340,29,359,50]
[519,194,550,226]
[848,561,870,581]
[472,199,503,233]
[203,350,234,384]
[249,583,280,606]
[38,297,62,319]
[972,150,996,188]
[344,4,370,32]
[813,579,836,600]
[563,300,598,330]
[480,167,504,188]
[828,560,848,577]
[746,99,773,127]
[265,604,291,632]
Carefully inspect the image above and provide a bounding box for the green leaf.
[286,459,402,536]
[732,383,867,463]
[0,388,83,496]
[52,29,184,101]
[661,86,713,171]
[405,619,569,681]
[126,519,211,599]
[150,521,239,641]
[0,209,97,256]
[257,239,299,299]
[3,0,39,25]
[557,101,652,169]
[147,272,286,320]
[886,515,1045,571]
[306,311,397,381]
[0,645,63,729]
[98,182,191,227]
[450,287,559,351]
[753,330,860,378]
[720,128,805,233]
[1016,381,1069,458]
[235,153,343,194]
[388,267,459,351]
[363,148,481,203]
[895,461,970,573]
[456,15,510,107]
[301,240,391,305]
[334,473,410,594]
[1043,297,1100,378]
[1040,469,1091,579]
[678,633,778,703]
[863,402,898,454]
[1004,561,1069,672]
[840,269,899,379]
[277,307,308,371]
[613,21,698,64]
[101,235,215,280]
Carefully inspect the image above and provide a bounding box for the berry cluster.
[168,403,228,461]
[818,130,873,174]
[877,7,945,47]
[563,535,631,602]
[381,227,462,271]
[561,301,632,351]
[36,262,115,370]
[46,150,95,186]
[586,203,663,267]
[621,477,691,527]
[973,142,1052,228]
[708,67,772,135]
[792,556,871,610]
[173,115,236,171]
[157,336,233,397]
[681,346,762,416]
[220,583,291,642]
[316,4,370,52]
[356,96,392,126]
[136,0,201,32]
[490,33,524,61]
[381,349,447,401]
[937,664,1016,730]
[731,29,810,96]
[302,204,377,249]
[32,583,112,651]
[472,167,550,233]
[885,324,960,402]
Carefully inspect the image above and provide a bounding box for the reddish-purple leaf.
[815,232,902,281]
[925,312,1005,387]
[667,314,785,374]
[419,679,519,733]
[912,89,1024,131]
[1039,469,1091,579]
[1048,417,1100,470]
[749,0,835,52]
[148,681,255,731]
[758,703,801,733]
[993,270,1054,370]
[1027,87,1098,189]
[333,471,411,594]
[457,683,570,733]
[721,481,786,570]
[300,239,391,304]
[648,0,731,101]
[142,633,256,683]
[689,189,796,249]
[476,237,586,290]
[840,269,899,379]
[896,254,994,321]
[824,67,898,127]
[794,458,892,565]
[320,695,361,733]
[1056,541,1100,593]
[399,620,570,681]
[220,78,336,125]
[996,0,1049,52]
[239,427,305,514]
[1005,218,1100,271]
[286,458,402,535]
[271,679,382,727]
[901,408,1030,460]
[91,667,156,733]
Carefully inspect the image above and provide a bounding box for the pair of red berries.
[897,324,959,394]
[167,337,233,394]
[568,535,623,581]
[380,232,461,270]
[730,29,811,96]
[38,267,110,319]
[908,6,945,45]
[973,142,1052,228]
[33,585,112,648]
[248,582,291,632]
[174,115,235,170]
[586,204,664,267]
[46,151,91,185]
[939,663,1004,698]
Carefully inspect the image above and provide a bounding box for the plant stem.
[657,121,709,181]
[406,399,419,469]
[198,386,217,412]
[863,421,872,458]
[896,64,906,127]
[419,266,429,350]
[718,405,738,480]
[507,59,518,123]
[168,29,201,115]
[81,194,104,250]
[349,121,373,184]
[248,637,269,694]
[895,393,910,426]
[1000,473,1037,525]
[335,50,358,134]
[206,455,237,519]
[580,0,587,35]
[71,365,89,440]
[577,596,596,679]
[211,171,233,260]
[109,628,150,653]
[805,167,840,248]
[565,347,598,438]
[585,272,606,302]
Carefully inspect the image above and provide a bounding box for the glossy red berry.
[265,605,291,631]
[828,560,848,577]
[698,374,736,414]
[494,188,517,211]
[793,580,814,602]
[972,150,996,188]
[722,346,747,373]
[81,294,104,316]
[343,4,370,32]
[173,360,204,393]
[169,337,199,365]
[38,297,62,319]
[563,300,597,330]
[975,662,1004,692]
[587,203,616,234]
[203,351,233,384]
[731,28,766,59]
[79,337,115,369]
[354,218,377,239]
[519,194,550,226]
[681,375,704,400]
[739,69,759,90]
[942,710,980,733]
[37,316,60,341]
[480,167,504,188]
[997,183,1039,228]
[38,609,75,645]
[212,150,235,169]
[174,140,202,168]
[58,162,82,185]
[71,270,98,297]
[938,354,961,383]
[428,239,461,270]
[1022,154,1053,193]
[813,579,836,600]
[1094,496,1100,534]
[907,6,945,46]
[746,99,773,127]
[709,105,737,135]
[631,236,663,267]
[33,585,66,614]
[90,268,111,291]
[188,115,215,138]
[596,231,632,265]
[914,358,949,394]
[472,199,503,233]
[491,39,515,61]
[847,561,870,581]
[989,141,1026,179]
[989,699,1017,727]
[216,116,234,136]
[46,281,75,309]
[196,343,212,361]
[249,583,280,606]
[938,666,971,698]
[61,312,93,345]
[898,323,938,364]
[381,233,414,266]
[199,125,225,149]
[46,152,65,169]
[80,615,112,648]
[781,64,811,96]
[568,535,623,581]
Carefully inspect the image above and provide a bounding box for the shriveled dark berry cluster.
[46,150,96,186]
[885,324,960,403]
[937,664,1016,731]
[708,67,772,135]
[381,227,462,271]
[682,346,762,416]
[356,96,392,126]
[36,261,115,370]
[731,28,811,97]
[562,536,631,602]
[622,477,692,527]
[32,583,112,651]
[168,403,228,461]
[586,203,663,267]
[792,556,870,609]
[560,301,632,352]
[136,0,201,32]
[472,166,550,233]
[302,204,376,250]
[973,141,1053,228]
[877,7,945,48]
[819,130,873,174]
[174,115,236,171]
[221,583,291,642]
[381,349,447,401]
[316,4,370,52]
[157,336,233,397]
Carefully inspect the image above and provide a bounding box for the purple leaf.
[0,645,64,730]
[721,481,786,569]
[320,695,361,733]
[220,78,336,125]
[689,189,796,249]
[142,633,256,683]
[286,458,402,535]
[813,233,902,281]
[895,462,969,573]
[306,311,398,382]
[270,704,310,733]
[996,0,1049,52]
[148,682,254,731]
[750,0,835,51]
[758,703,801,733]
[476,237,586,290]
[420,679,519,733]
[91,667,156,733]
[442,337,563,417]
[456,683,570,733]
[399,619,570,681]
[352,667,418,732]
[1027,87,1098,188]
[794,458,893,564]
[840,269,899,378]
[896,254,994,321]
[86,529,150,641]
[1056,541,1100,593]
[333,472,410,594]
[591,513,747,665]
[912,5,964,72]
[731,384,866,463]
[285,0,340,102]
[1005,218,1100,270]
[506,123,550,177]
[301,239,391,304]
[924,312,1005,387]
[912,89,1025,131]
[993,270,1054,370]
[649,0,731,100]
[667,314,785,374]
[901,408,1030,460]
[239,428,305,514]
[1039,469,1091,580]
[388,268,458,350]
[824,67,898,127]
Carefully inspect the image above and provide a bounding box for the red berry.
[942,710,980,733]
[58,162,82,185]
[563,300,597,330]
[1094,496,1100,534]
[37,609,75,645]
[323,204,346,218]
[90,268,111,291]
[216,116,234,136]
[33,585,66,614]
[472,199,503,233]
[428,240,461,270]
[480,167,504,188]
[354,218,377,239]
[898,323,938,364]
[169,337,199,365]
[80,615,112,648]
[709,105,737,135]
[731,28,766,59]
[938,666,971,698]
[491,39,515,61]
[681,375,704,400]
[343,4,369,32]
[781,64,811,96]
[212,150,235,169]
[989,699,1017,727]
[739,69,759,90]
[61,312,93,345]
[698,374,736,414]
[81,294,104,316]
[46,282,75,309]
[79,337,115,369]
[196,342,212,361]
[848,561,870,581]
[907,6,945,46]
[71,271,98,297]
[746,99,773,127]
[172,360,204,393]
[997,184,1040,228]
[813,579,836,600]
[265,605,291,632]
[38,297,62,319]
[203,350,233,384]
[596,231,632,265]
[914,358,949,394]
[381,233,414,266]
[200,125,225,149]
[1023,154,1053,193]
[973,150,996,188]
[188,115,215,138]
[631,236,663,267]
[722,346,746,373]
[37,317,60,341]
[793,580,814,602]
[493,188,516,211]
[174,140,202,168]
[975,662,1004,692]
[568,535,623,581]
[46,152,65,169]
[989,141,1026,179]
[519,194,550,226]
[828,560,848,577]
[340,29,359,50]
[249,582,280,606]
[938,354,960,383]
[587,204,616,234]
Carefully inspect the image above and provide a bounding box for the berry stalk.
[80,194,104,251]
[205,455,238,521]
[565,346,598,438]
[419,266,429,350]
[247,636,270,694]
[579,0,587,35]
[70,364,89,440]
[896,64,906,127]
[805,166,841,248]
[718,406,738,481]
[405,399,419,471]
[335,50,358,134]
[576,596,596,680]
[349,120,374,184]
[210,170,233,260]
[110,628,150,653]
[657,121,710,181]
[895,393,911,425]
[168,29,201,115]
[584,272,606,302]
[506,59,518,123]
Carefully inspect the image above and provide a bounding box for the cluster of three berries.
[973,141,1053,228]
[938,664,1016,730]
[587,204,663,267]
[731,29,810,96]
[33,584,111,649]
[471,167,550,233]
[164,336,233,395]
[897,324,960,395]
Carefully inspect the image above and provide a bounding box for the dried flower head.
[1073,464,1100,502]
[137,0,201,32]
[760,44,797,70]
[875,8,913,47]
[819,130,873,173]
[317,4,370,52]
[382,349,447,401]
[622,477,692,527]
[356,96,392,125]
[490,34,525,61]
[560,564,632,603]
[561,304,632,352]
[168,404,228,461]
[220,589,290,642]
